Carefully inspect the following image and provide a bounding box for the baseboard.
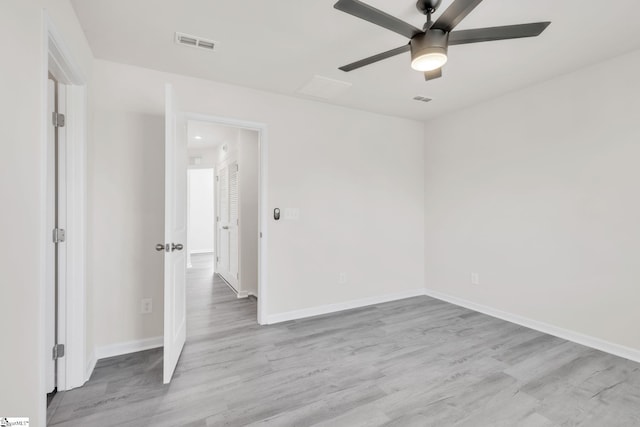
[237,290,249,298]
[266,288,426,325]
[85,351,97,382]
[424,288,640,364]
[95,336,163,360]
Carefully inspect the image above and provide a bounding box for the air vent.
[413,96,432,103]
[175,32,217,51]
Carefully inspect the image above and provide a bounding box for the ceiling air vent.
[175,32,217,51]
[413,96,432,103]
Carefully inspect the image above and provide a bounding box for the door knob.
[155,244,166,252]
[171,243,184,252]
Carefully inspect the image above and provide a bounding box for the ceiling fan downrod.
[417,0,441,30]
[423,11,433,31]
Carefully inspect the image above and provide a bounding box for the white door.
[228,163,239,286]
[216,166,229,275]
[163,84,187,384]
[216,163,239,289]
[45,78,56,393]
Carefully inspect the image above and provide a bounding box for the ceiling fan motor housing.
[410,29,449,63]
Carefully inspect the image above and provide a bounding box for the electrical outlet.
[471,273,480,285]
[338,272,347,284]
[141,298,153,314]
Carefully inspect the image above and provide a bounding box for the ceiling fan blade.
[339,44,410,72]
[432,0,484,32]
[334,0,422,39]
[424,68,443,81]
[449,22,551,45]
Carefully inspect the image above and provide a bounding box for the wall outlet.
[141,298,153,314]
[338,272,348,284]
[471,273,480,285]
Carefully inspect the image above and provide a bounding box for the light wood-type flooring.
[48,254,640,426]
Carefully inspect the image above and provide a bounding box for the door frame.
[182,112,268,325]
[41,12,89,412]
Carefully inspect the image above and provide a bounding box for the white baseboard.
[424,288,640,364]
[266,288,426,325]
[85,351,97,382]
[95,336,163,360]
[190,250,214,255]
[237,290,249,298]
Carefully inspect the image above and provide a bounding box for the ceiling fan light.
[410,29,449,72]
[411,51,448,71]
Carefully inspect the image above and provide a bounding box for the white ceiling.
[72,0,640,121]
[187,121,240,149]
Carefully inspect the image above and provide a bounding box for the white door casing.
[172,111,268,325]
[163,84,187,384]
[41,17,90,407]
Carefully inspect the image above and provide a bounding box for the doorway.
[43,17,90,412]
[185,120,260,300]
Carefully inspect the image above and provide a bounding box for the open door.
[163,84,187,384]
[46,77,56,394]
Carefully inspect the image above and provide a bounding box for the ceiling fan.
[334,0,551,81]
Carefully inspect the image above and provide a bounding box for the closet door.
[216,163,239,290]
[228,163,239,285]
[217,166,230,277]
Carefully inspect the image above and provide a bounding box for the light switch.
[284,208,300,220]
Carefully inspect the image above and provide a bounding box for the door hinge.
[52,344,65,360]
[216,255,219,262]
[52,228,66,243]
[216,176,219,182]
[52,112,65,128]
[260,232,262,238]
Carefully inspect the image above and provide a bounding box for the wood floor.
[48,254,640,426]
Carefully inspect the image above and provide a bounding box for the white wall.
[424,48,640,352]
[238,129,259,296]
[88,109,165,348]
[187,147,216,268]
[89,59,424,347]
[188,168,215,254]
[0,1,93,424]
